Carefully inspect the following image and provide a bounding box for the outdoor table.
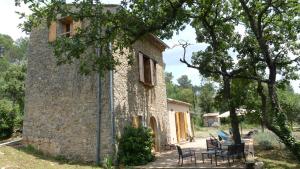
[221,140,246,149]
[201,149,222,165]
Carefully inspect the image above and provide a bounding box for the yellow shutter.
[132,116,141,128]
[48,21,57,42]
[175,112,181,142]
[184,112,188,139]
[72,20,81,35]
[139,52,145,83]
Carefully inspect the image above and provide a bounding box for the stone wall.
[23,24,168,162]
[23,24,114,161]
[113,37,169,151]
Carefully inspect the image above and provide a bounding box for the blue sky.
[0,0,299,92]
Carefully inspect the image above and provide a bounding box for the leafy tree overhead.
[16,0,300,160]
[15,0,190,75]
[179,0,243,144]
[236,0,300,159]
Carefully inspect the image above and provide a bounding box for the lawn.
[254,130,300,169]
[255,146,300,169]
[0,145,101,169]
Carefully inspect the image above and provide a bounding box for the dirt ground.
[138,127,256,168]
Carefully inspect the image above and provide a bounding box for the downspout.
[108,42,116,159]
[96,47,102,165]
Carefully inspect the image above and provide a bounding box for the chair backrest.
[206,138,219,150]
[176,145,183,155]
[227,144,236,155]
[236,143,245,153]
[227,143,245,155]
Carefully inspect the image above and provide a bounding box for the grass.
[255,146,300,169]
[253,130,300,169]
[0,145,102,169]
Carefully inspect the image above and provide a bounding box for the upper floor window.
[60,16,73,37]
[48,16,81,42]
[139,52,157,86]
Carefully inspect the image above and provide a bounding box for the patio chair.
[206,138,221,151]
[201,138,222,164]
[176,145,196,166]
[215,143,246,166]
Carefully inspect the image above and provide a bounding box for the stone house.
[22,5,171,162]
[167,98,193,144]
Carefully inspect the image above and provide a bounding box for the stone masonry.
[23,17,169,162]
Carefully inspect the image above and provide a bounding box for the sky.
[0,0,299,93]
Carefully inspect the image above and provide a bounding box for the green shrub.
[254,132,280,150]
[103,155,113,169]
[0,99,14,139]
[192,116,203,129]
[118,126,154,166]
[258,140,274,150]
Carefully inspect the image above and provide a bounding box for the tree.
[0,99,14,139]
[198,82,216,113]
[165,72,194,104]
[179,0,243,144]
[16,0,189,75]
[177,75,192,88]
[176,88,194,103]
[236,0,300,159]
[165,72,173,84]
[278,88,300,130]
[17,0,300,160]
[0,35,28,138]
[1,64,26,113]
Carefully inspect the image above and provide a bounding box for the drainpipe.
[108,42,116,160]
[96,47,102,165]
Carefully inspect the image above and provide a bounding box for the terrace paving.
[136,137,254,169]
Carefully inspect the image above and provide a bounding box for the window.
[60,16,73,37]
[48,16,81,42]
[139,52,157,86]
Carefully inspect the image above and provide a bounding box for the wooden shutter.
[184,112,188,138]
[139,52,145,83]
[72,20,81,36]
[175,112,181,142]
[48,21,57,42]
[132,116,141,128]
[150,59,155,86]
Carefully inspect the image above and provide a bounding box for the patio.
[136,138,254,168]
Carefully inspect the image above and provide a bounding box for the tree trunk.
[257,80,300,161]
[223,77,241,144]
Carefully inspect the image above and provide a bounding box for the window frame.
[59,16,73,37]
[138,52,157,87]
